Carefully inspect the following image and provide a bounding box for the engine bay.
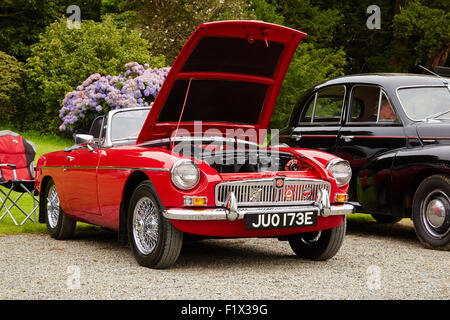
[173,143,311,173]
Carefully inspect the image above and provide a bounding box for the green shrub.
[24,16,165,134]
[0,51,25,125]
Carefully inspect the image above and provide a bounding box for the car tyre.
[412,174,450,250]
[44,178,76,239]
[371,214,402,224]
[128,181,183,269]
[288,218,346,260]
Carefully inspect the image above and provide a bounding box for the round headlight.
[170,160,200,190]
[327,159,352,187]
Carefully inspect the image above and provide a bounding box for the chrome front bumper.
[163,190,355,221]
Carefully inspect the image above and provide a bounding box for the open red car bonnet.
[136,20,307,145]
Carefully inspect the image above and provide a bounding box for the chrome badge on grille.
[284,187,294,200]
[302,187,312,200]
[274,177,285,189]
[249,188,263,202]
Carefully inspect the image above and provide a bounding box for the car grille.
[215,178,331,207]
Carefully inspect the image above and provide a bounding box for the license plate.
[246,211,318,230]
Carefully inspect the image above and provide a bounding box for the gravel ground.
[0,218,448,300]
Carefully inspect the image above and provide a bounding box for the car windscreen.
[111,109,150,141]
[158,79,268,124]
[397,86,450,120]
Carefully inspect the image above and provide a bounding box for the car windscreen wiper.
[425,109,450,121]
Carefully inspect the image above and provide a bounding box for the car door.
[336,84,407,208]
[62,116,106,216]
[288,85,346,153]
[63,148,101,216]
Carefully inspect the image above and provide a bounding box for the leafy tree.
[273,0,343,47]
[0,0,102,61]
[100,0,138,29]
[247,0,284,25]
[101,0,123,14]
[307,0,397,73]
[24,16,165,133]
[310,0,449,73]
[0,52,25,125]
[393,1,449,69]
[124,0,253,64]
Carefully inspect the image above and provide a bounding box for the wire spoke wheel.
[44,178,76,240]
[128,181,183,269]
[46,185,60,229]
[132,196,159,255]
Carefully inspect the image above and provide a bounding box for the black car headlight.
[170,159,200,190]
[326,159,352,187]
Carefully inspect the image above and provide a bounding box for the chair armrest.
[0,164,16,168]
[0,164,17,179]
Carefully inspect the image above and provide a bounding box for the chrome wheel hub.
[47,185,60,229]
[426,199,446,228]
[132,197,159,255]
[422,190,450,239]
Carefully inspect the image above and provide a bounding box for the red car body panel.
[170,215,345,238]
[36,144,348,235]
[35,21,352,239]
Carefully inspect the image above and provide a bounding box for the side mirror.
[75,134,94,145]
[75,134,94,151]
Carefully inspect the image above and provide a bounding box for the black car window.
[349,85,399,124]
[299,85,345,124]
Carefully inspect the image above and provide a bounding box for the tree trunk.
[426,44,450,68]
[394,0,412,14]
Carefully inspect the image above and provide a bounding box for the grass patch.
[347,213,375,223]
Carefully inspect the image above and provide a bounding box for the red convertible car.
[35,21,354,268]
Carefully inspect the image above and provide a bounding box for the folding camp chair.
[0,130,39,226]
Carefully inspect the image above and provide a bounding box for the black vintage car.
[279,73,450,249]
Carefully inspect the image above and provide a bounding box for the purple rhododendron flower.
[59,62,170,133]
